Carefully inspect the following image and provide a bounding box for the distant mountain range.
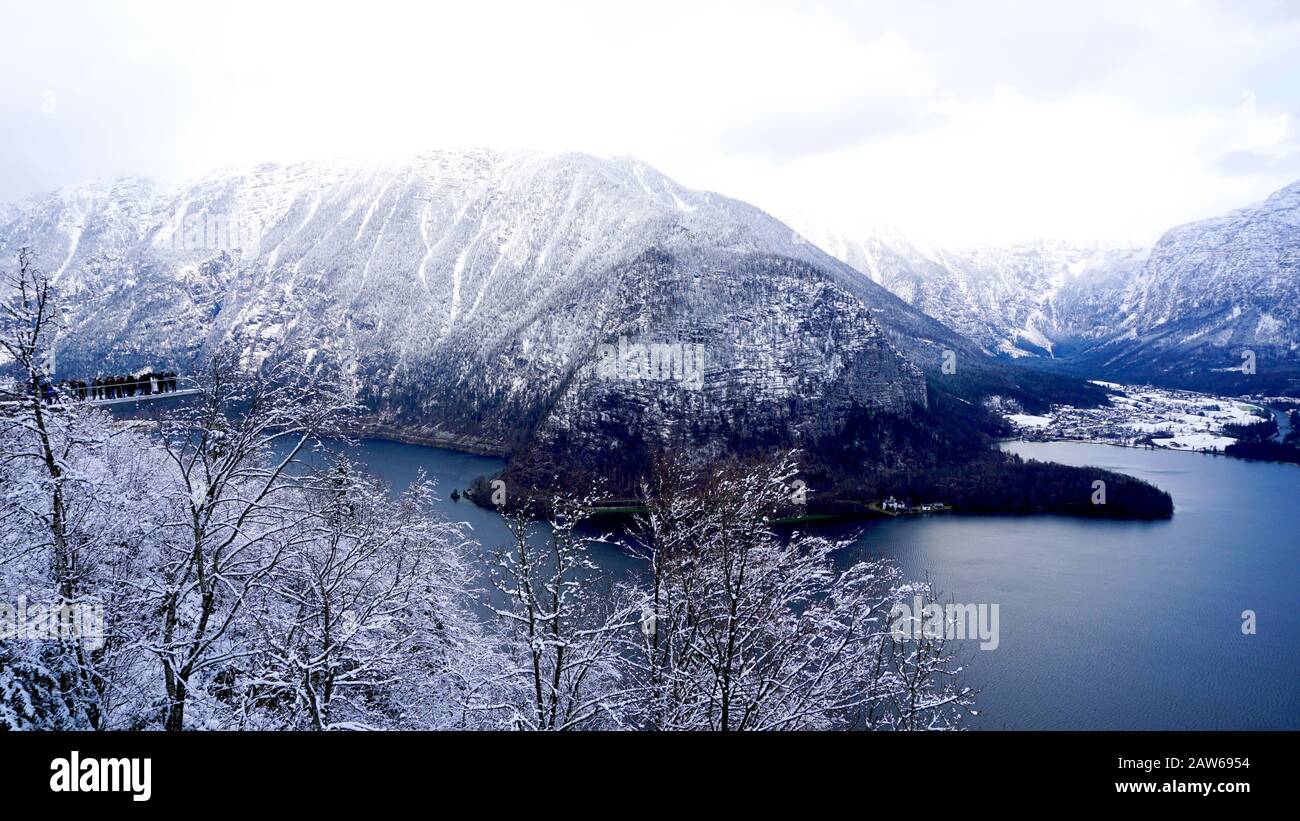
[790,179,1300,395]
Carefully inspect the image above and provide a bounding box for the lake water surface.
[343,438,1300,730]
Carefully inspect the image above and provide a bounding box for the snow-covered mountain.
[0,150,975,490]
[1068,180,1300,391]
[790,179,1300,394]
[785,216,1148,359]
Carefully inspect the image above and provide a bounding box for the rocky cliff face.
[0,150,937,489]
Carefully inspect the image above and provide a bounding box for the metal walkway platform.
[83,388,202,406]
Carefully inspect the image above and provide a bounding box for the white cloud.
[2,0,1299,245]
[743,89,1299,246]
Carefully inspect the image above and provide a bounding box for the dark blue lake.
[340,438,1300,730]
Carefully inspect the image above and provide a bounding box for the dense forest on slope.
[1225,440,1300,465]
[486,378,1173,520]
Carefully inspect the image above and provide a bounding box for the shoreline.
[327,431,1178,523]
[1001,435,1300,466]
[343,422,510,458]
[997,435,1230,455]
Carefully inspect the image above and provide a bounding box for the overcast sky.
[3,0,1299,245]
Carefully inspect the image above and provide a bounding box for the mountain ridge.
[789,178,1300,396]
[0,150,962,495]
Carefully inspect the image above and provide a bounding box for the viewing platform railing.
[2,376,199,408]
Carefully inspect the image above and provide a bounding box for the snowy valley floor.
[1001,381,1293,453]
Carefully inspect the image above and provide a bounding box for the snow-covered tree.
[142,345,358,730]
[0,249,165,729]
[0,247,78,599]
[468,494,638,730]
[628,454,975,730]
[240,458,483,730]
[871,581,979,731]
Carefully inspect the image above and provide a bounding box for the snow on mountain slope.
[1077,180,1300,386]
[793,177,1300,396]
[0,150,959,486]
[784,214,1148,359]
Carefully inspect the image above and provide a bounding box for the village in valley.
[997,381,1292,452]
